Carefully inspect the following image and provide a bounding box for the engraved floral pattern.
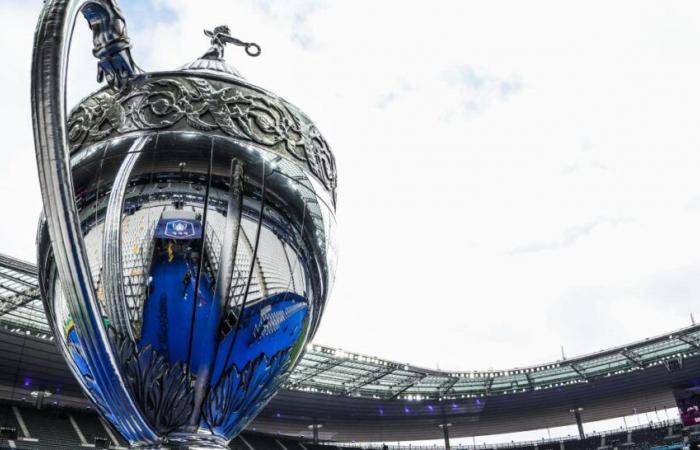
[68,76,337,195]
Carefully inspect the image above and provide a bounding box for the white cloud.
[4,0,700,372]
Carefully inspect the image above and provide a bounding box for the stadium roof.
[0,254,47,336]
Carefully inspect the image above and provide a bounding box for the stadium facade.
[1,253,699,443]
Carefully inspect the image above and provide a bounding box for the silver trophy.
[31,1,337,448]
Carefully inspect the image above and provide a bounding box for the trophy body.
[31,2,336,448]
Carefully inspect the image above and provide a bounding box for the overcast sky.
[2,0,700,373]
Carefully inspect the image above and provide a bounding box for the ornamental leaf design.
[203,348,292,436]
[202,357,246,430]
[67,76,337,195]
[111,331,195,435]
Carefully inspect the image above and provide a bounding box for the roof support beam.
[677,334,700,350]
[390,374,427,399]
[621,350,645,368]
[569,364,588,380]
[0,271,38,289]
[345,367,395,396]
[286,359,345,389]
[439,377,460,397]
[485,376,495,395]
[0,255,38,276]
[0,289,41,317]
[0,283,36,298]
[524,373,534,389]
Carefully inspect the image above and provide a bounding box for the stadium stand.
[0,399,697,450]
[243,433,283,450]
[4,254,700,446]
[70,409,126,448]
[0,403,22,438]
[229,436,252,450]
[279,437,307,450]
[16,406,79,449]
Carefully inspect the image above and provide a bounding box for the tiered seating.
[489,444,532,450]
[231,436,252,450]
[280,437,308,450]
[630,424,669,448]
[671,423,684,435]
[538,442,562,450]
[208,212,265,305]
[604,430,628,447]
[0,403,21,437]
[70,410,114,447]
[121,205,162,336]
[18,407,79,450]
[0,404,22,450]
[243,433,283,450]
[0,400,692,450]
[305,444,332,450]
[255,223,297,296]
[82,222,105,281]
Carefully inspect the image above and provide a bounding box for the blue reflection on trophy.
[32,1,336,448]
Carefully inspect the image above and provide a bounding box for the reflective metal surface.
[31,2,336,448]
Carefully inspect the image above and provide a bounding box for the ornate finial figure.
[202,25,261,60]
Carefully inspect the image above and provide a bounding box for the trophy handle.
[31,0,156,444]
[82,0,142,88]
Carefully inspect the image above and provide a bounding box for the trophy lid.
[180,25,261,79]
[67,23,337,201]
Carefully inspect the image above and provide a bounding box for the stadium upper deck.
[1,252,698,401]
[2,252,700,441]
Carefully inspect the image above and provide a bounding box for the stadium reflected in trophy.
[31,1,336,448]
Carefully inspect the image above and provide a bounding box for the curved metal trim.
[102,137,147,343]
[31,0,155,444]
[190,159,245,425]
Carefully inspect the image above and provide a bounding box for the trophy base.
[136,433,230,450]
